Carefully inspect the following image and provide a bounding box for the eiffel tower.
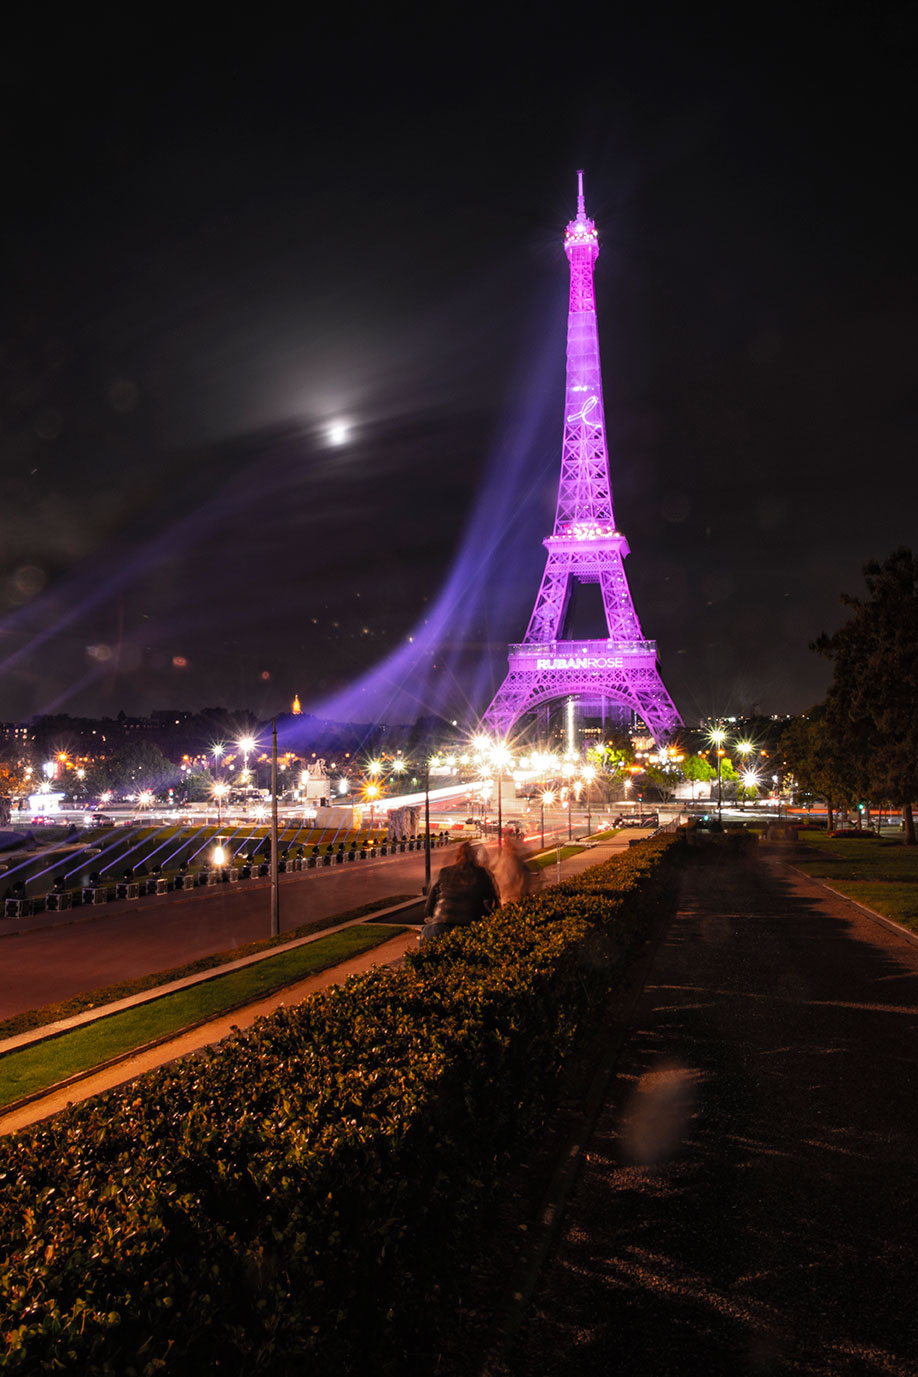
[481,173,681,746]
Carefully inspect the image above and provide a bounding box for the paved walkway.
[510,850,918,1376]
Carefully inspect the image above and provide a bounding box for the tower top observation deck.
[564,169,599,262]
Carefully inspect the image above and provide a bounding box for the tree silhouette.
[815,547,918,844]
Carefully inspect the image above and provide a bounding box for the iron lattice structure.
[482,173,681,745]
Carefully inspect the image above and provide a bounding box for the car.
[694,817,724,833]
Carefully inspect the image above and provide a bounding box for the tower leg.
[482,662,681,747]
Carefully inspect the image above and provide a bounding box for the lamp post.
[423,757,431,893]
[491,744,512,849]
[541,789,556,849]
[710,725,726,822]
[741,770,759,811]
[736,740,753,811]
[582,764,596,834]
[213,781,227,826]
[270,719,279,938]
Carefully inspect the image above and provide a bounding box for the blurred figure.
[492,831,540,906]
[420,840,499,943]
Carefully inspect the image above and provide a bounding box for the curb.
[0,898,424,1057]
[0,929,415,1126]
[787,865,918,950]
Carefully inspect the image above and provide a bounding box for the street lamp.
[736,740,754,809]
[237,736,256,787]
[212,781,228,825]
[581,764,596,833]
[741,769,759,810]
[491,743,512,848]
[709,725,726,822]
[540,789,555,848]
[423,756,432,893]
[270,718,279,938]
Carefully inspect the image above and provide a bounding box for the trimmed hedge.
[0,833,683,1374]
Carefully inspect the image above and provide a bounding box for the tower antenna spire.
[577,169,585,216]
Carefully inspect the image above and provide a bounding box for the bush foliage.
[0,834,682,1374]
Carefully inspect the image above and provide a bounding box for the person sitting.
[420,840,499,943]
[491,831,540,905]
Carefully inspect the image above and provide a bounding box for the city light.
[491,743,512,770]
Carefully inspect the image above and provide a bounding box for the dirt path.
[510,852,918,1376]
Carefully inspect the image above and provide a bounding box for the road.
[511,851,918,1376]
[0,846,434,1019]
[0,830,641,1021]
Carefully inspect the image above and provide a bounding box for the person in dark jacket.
[420,840,499,943]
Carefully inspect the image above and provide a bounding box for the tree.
[815,548,918,844]
[586,736,634,798]
[780,708,862,830]
[0,747,34,825]
[181,766,215,803]
[720,756,739,786]
[96,741,177,798]
[681,753,715,799]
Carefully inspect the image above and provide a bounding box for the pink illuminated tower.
[481,173,681,744]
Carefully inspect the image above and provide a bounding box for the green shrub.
[0,834,683,1374]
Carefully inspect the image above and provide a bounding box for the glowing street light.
[741,768,760,811]
[237,736,256,783]
[212,781,228,825]
[137,789,154,811]
[709,725,726,822]
[490,742,513,848]
[540,789,556,848]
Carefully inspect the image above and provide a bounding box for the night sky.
[1,7,915,732]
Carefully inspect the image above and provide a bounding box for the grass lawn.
[0,923,405,1108]
[793,835,918,932]
[531,845,586,868]
[824,883,918,932]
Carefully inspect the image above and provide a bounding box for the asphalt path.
[511,851,918,1376]
[0,847,434,1018]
